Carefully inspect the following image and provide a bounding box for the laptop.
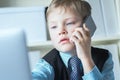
[0,28,32,80]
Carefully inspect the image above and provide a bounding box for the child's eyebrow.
[65,17,79,21]
[48,21,57,25]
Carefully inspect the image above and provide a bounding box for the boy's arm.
[82,52,114,80]
[32,59,54,80]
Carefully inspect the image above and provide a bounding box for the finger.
[75,27,85,38]
[77,24,90,39]
[70,34,81,45]
[83,24,89,31]
[73,29,83,40]
[75,27,89,41]
[83,24,90,37]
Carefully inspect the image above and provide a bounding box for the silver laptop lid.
[0,28,32,80]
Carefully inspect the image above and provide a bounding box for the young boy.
[32,0,114,80]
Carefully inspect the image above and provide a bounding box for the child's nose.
[59,27,68,35]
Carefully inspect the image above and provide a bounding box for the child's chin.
[57,44,75,52]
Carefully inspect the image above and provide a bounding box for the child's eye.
[50,26,57,29]
[66,22,75,26]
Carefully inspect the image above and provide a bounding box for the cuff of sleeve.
[82,66,102,80]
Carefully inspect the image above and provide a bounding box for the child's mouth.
[59,38,70,44]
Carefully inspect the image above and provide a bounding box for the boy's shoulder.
[43,48,60,62]
[91,46,109,57]
[91,46,109,63]
[91,46,109,71]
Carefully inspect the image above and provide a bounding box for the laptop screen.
[0,28,32,80]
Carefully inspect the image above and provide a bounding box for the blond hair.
[46,0,91,21]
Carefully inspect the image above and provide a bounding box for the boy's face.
[47,7,82,52]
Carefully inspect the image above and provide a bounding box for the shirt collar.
[59,51,72,67]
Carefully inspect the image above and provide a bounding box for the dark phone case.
[84,15,96,37]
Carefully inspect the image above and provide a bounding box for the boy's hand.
[70,24,95,73]
[70,24,91,59]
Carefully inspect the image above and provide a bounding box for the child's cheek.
[69,29,75,41]
[71,29,75,34]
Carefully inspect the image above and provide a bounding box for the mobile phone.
[84,15,96,37]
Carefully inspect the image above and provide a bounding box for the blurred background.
[0,0,120,79]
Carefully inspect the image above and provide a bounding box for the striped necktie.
[68,56,83,80]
